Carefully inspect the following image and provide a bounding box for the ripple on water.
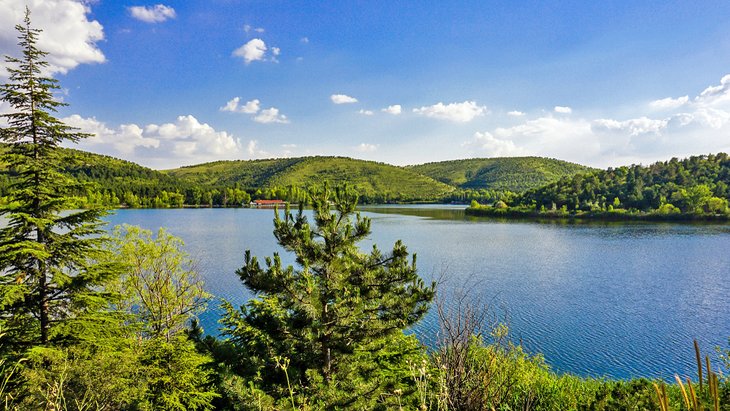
[104,208,730,380]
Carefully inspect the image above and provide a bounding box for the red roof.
[252,199,286,204]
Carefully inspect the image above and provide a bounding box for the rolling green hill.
[166,156,456,202]
[0,145,188,200]
[1,147,596,206]
[408,157,593,192]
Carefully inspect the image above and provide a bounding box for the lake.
[104,206,730,380]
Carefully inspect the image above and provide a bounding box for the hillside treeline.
[470,153,730,219]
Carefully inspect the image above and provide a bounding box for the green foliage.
[0,10,118,349]
[221,185,435,407]
[511,153,730,218]
[409,156,592,193]
[13,344,144,410]
[420,323,660,411]
[107,225,211,340]
[168,156,456,203]
[137,336,218,410]
[9,336,217,411]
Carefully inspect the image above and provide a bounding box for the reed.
[653,382,669,411]
[695,339,703,392]
[675,375,690,410]
[653,339,724,411]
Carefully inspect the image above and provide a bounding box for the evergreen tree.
[0,10,115,349]
[222,185,434,406]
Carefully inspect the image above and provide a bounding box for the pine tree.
[0,9,115,349]
[222,185,435,406]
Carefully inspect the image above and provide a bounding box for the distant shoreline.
[465,206,730,222]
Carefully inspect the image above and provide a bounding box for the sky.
[2,0,730,169]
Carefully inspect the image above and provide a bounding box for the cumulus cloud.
[463,73,730,167]
[382,104,402,115]
[464,116,602,163]
[233,38,278,64]
[0,0,105,76]
[220,97,260,114]
[507,110,525,117]
[650,95,689,110]
[413,101,487,122]
[331,94,358,104]
[593,117,668,136]
[254,107,289,124]
[246,140,268,157]
[220,97,288,124]
[464,132,524,157]
[64,114,259,168]
[128,4,176,23]
[355,143,378,152]
[358,109,374,116]
[554,106,572,114]
[697,74,730,101]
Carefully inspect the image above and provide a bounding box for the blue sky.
[2,1,730,169]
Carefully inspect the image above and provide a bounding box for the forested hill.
[0,145,193,206]
[512,153,730,214]
[1,146,600,206]
[58,147,186,193]
[408,157,593,192]
[165,156,455,202]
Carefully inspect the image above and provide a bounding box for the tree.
[108,225,211,341]
[0,9,115,348]
[222,185,434,406]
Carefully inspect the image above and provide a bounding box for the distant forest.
[0,146,591,207]
[468,153,730,219]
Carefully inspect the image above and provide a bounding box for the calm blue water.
[104,206,730,380]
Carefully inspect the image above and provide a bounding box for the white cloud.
[0,0,105,76]
[413,101,487,122]
[382,104,402,115]
[254,107,289,124]
[650,95,689,110]
[464,116,604,164]
[243,24,265,34]
[698,74,730,101]
[355,143,378,152]
[246,140,267,156]
[300,37,309,44]
[64,114,160,154]
[358,109,374,116]
[128,4,176,23]
[593,117,668,136]
[554,106,572,114]
[233,38,272,64]
[64,114,256,168]
[331,94,358,104]
[680,107,730,129]
[220,97,288,124]
[464,132,524,157]
[463,71,730,167]
[507,110,525,117]
[220,97,260,114]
